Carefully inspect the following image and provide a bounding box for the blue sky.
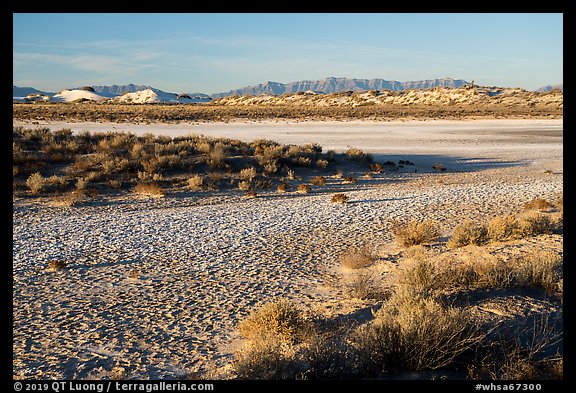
[13,13,563,94]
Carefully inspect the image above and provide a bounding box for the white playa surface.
[13,119,563,379]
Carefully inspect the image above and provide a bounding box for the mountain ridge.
[209,77,470,98]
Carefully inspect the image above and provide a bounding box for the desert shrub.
[346,148,373,163]
[340,246,375,270]
[207,145,226,168]
[514,212,554,237]
[26,172,45,194]
[263,160,279,174]
[294,156,312,167]
[286,169,297,181]
[133,182,164,197]
[488,214,519,242]
[391,219,441,247]
[238,180,251,191]
[310,176,326,186]
[239,167,257,181]
[351,291,482,372]
[447,220,489,248]
[187,174,204,190]
[238,299,311,344]
[523,198,554,212]
[515,251,562,292]
[331,193,349,204]
[343,176,357,184]
[333,169,344,179]
[297,184,311,194]
[346,272,380,300]
[316,159,329,169]
[277,183,289,193]
[233,339,305,380]
[75,177,90,192]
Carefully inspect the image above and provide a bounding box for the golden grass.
[391,219,441,247]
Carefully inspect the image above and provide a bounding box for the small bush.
[340,246,375,270]
[346,272,380,300]
[488,214,519,242]
[351,292,483,371]
[187,174,204,190]
[346,148,373,163]
[238,299,310,344]
[316,159,329,169]
[331,193,349,204]
[277,183,289,193]
[343,176,357,184]
[514,212,554,237]
[310,176,326,186]
[391,219,441,247]
[133,182,164,197]
[297,184,311,194]
[26,172,45,194]
[516,251,562,292]
[524,198,554,212]
[447,220,489,248]
[239,167,257,181]
[238,180,251,191]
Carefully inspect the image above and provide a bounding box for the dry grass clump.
[447,220,489,248]
[26,172,45,194]
[523,198,555,212]
[316,159,329,169]
[350,290,483,372]
[239,167,257,181]
[391,219,441,247]
[345,272,381,300]
[237,180,251,191]
[233,299,315,379]
[133,181,164,197]
[515,212,554,237]
[343,176,357,184]
[276,182,289,193]
[515,251,562,293]
[331,193,349,204]
[187,174,204,190]
[238,299,312,344]
[345,148,373,163]
[339,246,376,270]
[487,214,519,242]
[310,176,326,186]
[297,184,311,194]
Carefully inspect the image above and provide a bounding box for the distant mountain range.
[13,78,563,103]
[210,77,469,98]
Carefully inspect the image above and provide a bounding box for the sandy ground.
[13,119,563,379]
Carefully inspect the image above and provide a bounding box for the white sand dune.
[51,89,108,103]
[113,88,162,104]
